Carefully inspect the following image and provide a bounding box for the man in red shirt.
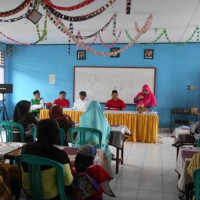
[105,90,126,110]
[53,91,70,107]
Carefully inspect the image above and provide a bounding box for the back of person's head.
[13,100,31,122]
[79,91,86,97]
[37,119,59,145]
[33,90,40,95]
[49,105,63,119]
[87,100,101,111]
[112,90,118,94]
[74,145,96,172]
[59,91,66,95]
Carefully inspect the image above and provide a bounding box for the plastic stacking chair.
[32,126,65,145]
[193,168,200,200]
[69,127,102,148]
[15,154,70,200]
[0,121,25,142]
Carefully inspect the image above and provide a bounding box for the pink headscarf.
[133,84,156,107]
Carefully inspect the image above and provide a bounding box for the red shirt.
[85,165,110,200]
[105,98,126,110]
[54,98,70,107]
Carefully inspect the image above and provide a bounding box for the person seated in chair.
[105,90,126,111]
[13,100,38,142]
[21,119,73,200]
[54,91,70,108]
[72,91,89,110]
[30,90,44,117]
[79,100,112,162]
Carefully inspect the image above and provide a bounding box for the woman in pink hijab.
[133,84,156,110]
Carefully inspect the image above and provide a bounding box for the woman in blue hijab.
[79,100,112,162]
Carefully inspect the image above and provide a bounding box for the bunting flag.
[126,0,132,14]
[41,0,116,22]
[45,8,153,56]
[0,2,34,22]
[41,0,95,11]
[0,0,32,17]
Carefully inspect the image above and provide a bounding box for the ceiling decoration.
[40,0,95,11]
[0,0,32,17]
[43,0,116,22]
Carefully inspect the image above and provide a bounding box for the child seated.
[72,145,110,200]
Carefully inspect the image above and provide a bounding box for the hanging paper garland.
[41,0,116,21]
[0,0,32,17]
[76,31,97,49]
[75,13,117,40]
[45,9,153,56]
[0,30,41,45]
[98,31,122,48]
[68,23,73,54]
[125,25,200,46]
[41,0,95,11]
[126,0,132,14]
[112,14,117,37]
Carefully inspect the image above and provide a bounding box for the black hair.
[13,100,31,122]
[33,90,40,95]
[59,91,66,95]
[74,154,94,172]
[112,90,118,94]
[79,91,86,96]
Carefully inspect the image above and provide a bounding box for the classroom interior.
[0,0,200,200]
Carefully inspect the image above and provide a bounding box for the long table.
[39,109,158,143]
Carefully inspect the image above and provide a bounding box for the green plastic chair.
[193,168,200,200]
[69,127,102,148]
[32,126,65,145]
[15,154,70,200]
[0,121,25,142]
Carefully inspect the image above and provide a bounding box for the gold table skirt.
[39,109,158,143]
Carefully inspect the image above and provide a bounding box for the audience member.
[13,100,38,142]
[21,119,73,200]
[54,91,70,108]
[72,144,110,200]
[72,91,89,110]
[30,90,44,117]
[105,90,126,110]
[79,100,112,162]
[49,105,75,145]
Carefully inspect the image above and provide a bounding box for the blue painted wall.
[5,43,200,127]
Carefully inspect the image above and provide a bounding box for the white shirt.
[73,98,89,110]
[30,98,44,111]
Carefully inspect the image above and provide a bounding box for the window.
[0,51,4,83]
[0,51,5,100]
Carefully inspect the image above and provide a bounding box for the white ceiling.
[0,0,200,45]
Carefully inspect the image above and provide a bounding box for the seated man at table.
[54,91,70,108]
[72,91,89,110]
[105,90,126,111]
[30,90,44,117]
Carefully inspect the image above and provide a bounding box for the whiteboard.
[73,66,156,104]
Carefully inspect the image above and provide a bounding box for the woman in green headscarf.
[79,100,112,162]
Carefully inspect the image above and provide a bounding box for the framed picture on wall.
[77,50,86,60]
[144,49,154,59]
[110,47,120,58]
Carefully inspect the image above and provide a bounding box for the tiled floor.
[19,130,179,200]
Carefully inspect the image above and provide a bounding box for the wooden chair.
[15,154,70,200]
[69,127,102,148]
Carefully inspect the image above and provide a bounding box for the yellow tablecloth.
[39,109,158,143]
